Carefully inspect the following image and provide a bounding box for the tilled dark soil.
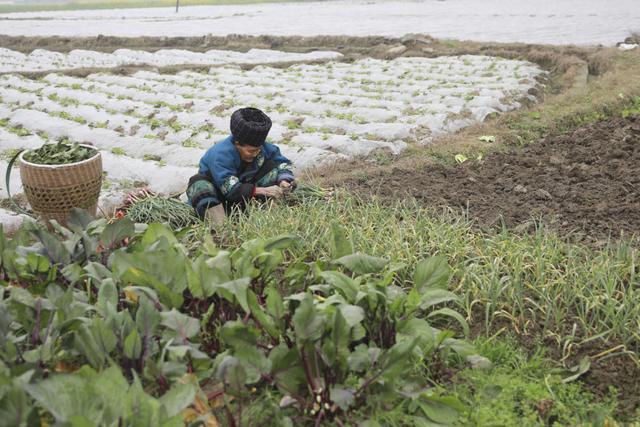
[345,115,640,242]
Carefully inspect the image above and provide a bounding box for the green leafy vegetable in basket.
[23,140,97,165]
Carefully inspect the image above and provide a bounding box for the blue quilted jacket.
[198,135,294,202]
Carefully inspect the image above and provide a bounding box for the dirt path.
[337,115,640,242]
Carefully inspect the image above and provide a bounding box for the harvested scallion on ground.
[124,195,199,230]
[23,140,96,165]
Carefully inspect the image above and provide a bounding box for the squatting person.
[186,107,296,224]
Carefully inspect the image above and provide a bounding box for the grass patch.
[453,337,619,426]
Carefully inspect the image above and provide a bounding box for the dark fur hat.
[230,107,272,147]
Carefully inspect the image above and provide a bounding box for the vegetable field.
[1,16,639,425]
[0,47,342,73]
[1,54,542,228]
[0,0,638,45]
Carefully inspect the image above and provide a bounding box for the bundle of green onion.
[283,183,332,204]
[123,192,199,230]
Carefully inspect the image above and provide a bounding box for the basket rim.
[19,144,101,169]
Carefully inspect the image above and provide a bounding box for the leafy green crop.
[23,141,97,165]
[0,211,479,426]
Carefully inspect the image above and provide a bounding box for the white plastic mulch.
[0,0,638,45]
[0,48,343,73]
[0,54,544,230]
[0,208,30,235]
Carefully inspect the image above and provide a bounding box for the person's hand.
[256,185,284,199]
[279,180,297,191]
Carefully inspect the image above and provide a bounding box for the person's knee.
[187,174,220,219]
[205,204,226,225]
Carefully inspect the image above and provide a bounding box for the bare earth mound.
[344,115,640,241]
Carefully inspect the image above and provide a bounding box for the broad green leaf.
[84,262,112,282]
[330,386,355,411]
[320,271,358,302]
[414,257,451,290]
[160,309,199,344]
[233,343,272,384]
[418,394,464,425]
[124,329,142,360]
[0,387,32,427]
[263,234,299,251]
[92,366,129,423]
[185,257,209,299]
[215,278,251,313]
[247,290,279,338]
[339,304,364,328]
[292,297,324,342]
[0,303,13,341]
[265,287,285,320]
[219,320,260,348]
[348,345,380,373]
[269,343,303,389]
[26,252,51,274]
[189,253,236,299]
[24,375,87,422]
[124,374,163,426]
[49,219,74,240]
[74,318,116,369]
[397,318,437,349]
[100,218,135,248]
[427,308,469,337]
[406,287,421,311]
[329,222,353,259]
[24,374,100,422]
[158,383,196,418]
[34,229,71,265]
[216,356,247,396]
[267,343,293,372]
[435,330,455,348]
[335,253,388,275]
[92,318,118,352]
[420,289,459,310]
[379,338,418,380]
[67,208,95,233]
[326,309,349,364]
[112,251,184,309]
[205,250,232,279]
[9,287,36,308]
[96,279,118,316]
[139,223,178,249]
[136,295,160,338]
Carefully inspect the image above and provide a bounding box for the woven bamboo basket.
[19,145,102,226]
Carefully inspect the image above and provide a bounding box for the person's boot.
[204,204,225,225]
